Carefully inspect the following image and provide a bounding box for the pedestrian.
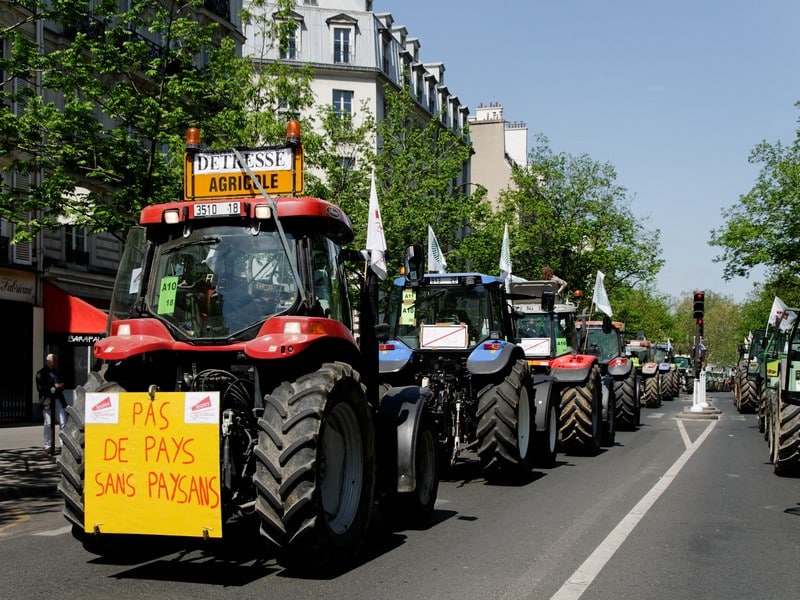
[541,264,568,296]
[36,353,67,455]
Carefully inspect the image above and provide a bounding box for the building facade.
[245,0,472,186]
[468,102,528,209]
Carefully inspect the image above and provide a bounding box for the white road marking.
[550,418,718,600]
[647,412,665,418]
[676,418,691,450]
[33,525,72,537]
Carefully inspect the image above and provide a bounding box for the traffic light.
[693,291,705,319]
[696,317,704,337]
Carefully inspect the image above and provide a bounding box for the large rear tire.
[559,366,602,455]
[739,379,758,413]
[658,372,672,402]
[57,372,128,555]
[254,363,375,571]
[643,376,660,408]
[772,383,800,476]
[613,372,638,430]
[476,359,534,479]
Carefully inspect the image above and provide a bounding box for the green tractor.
[735,330,764,415]
[769,313,800,474]
[674,354,694,394]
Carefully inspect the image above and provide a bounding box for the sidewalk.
[0,424,62,501]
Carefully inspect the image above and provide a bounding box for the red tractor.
[57,122,438,572]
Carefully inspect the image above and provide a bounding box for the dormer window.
[327,13,357,65]
[274,10,304,61]
[333,27,350,63]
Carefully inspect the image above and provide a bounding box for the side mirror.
[404,244,423,286]
[541,290,555,312]
[602,315,613,334]
[375,323,389,343]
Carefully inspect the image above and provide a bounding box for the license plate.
[193,202,241,218]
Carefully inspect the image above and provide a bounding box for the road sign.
[184,145,303,200]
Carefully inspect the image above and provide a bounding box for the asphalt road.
[1,391,798,600]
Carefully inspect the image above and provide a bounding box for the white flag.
[592,270,613,317]
[427,225,447,273]
[768,295,796,332]
[499,223,512,279]
[366,170,387,280]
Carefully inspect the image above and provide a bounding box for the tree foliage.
[611,286,676,345]
[670,291,741,366]
[0,0,311,241]
[495,134,663,298]
[359,86,489,276]
[710,112,800,284]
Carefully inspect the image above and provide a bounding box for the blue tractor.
[378,246,534,480]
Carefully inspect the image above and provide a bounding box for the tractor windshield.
[581,328,621,363]
[653,347,671,363]
[387,283,500,350]
[149,226,300,338]
[514,312,576,357]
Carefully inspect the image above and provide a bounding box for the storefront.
[0,268,37,423]
[42,280,108,407]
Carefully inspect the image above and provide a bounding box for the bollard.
[690,370,709,412]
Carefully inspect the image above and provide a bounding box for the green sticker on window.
[556,337,567,354]
[158,276,179,314]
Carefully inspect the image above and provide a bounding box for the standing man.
[36,353,67,455]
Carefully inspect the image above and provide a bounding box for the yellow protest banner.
[84,391,222,538]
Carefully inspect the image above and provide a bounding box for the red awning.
[43,281,108,335]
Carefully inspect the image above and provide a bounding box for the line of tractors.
[733,304,800,476]
[55,122,698,574]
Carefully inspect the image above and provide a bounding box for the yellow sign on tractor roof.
[184,144,304,201]
[84,391,222,538]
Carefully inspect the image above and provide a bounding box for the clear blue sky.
[378,0,800,303]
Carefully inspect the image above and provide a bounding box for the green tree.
[496,134,663,298]
[671,291,741,366]
[0,0,311,241]
[611,286,676,346]
[302,101,377,237]
[360,86,489,276]
[710,117,800,285]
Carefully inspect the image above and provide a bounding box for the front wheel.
[600,377,615,447]
[381,412,439,527]
[254,363,376,572]
[534,399,558,468]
